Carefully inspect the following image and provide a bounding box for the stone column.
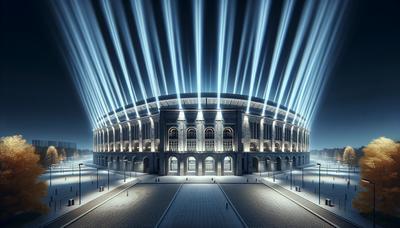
[242,114,250,152]
[128,122,132,152]
[150,117,155,152]
[271,121,276,152]
[196,111,205,152]
[215,111,224,152]
[197,159,203,176]
[112,126,116,152]
[296,128,300,152]
[290,125,294,152]
[119,124,123,152]
[107,128,110,152]
[259,118,264,152]
[177,111,186,152]
[217,159,222,176]
[138,120,143,152]
[282,124,286,152]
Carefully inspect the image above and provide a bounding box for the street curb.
[41,177,144,228]
[217,183,248,228]
[261,179,361,228]
[155,183,183,227]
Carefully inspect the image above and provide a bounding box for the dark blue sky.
[1,0,399,149]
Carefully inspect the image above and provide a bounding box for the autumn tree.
[343,146,356,166]
[46,146,59,166]
[353,137,400,217]
[0,135,48,221]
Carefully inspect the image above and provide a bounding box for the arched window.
[187,128,196,151]
[168,127,178,151]
[169,156,178,172]
[223,128,234,151]
[224,156,233,172]
[187,156,196,172]
[204,128,215,151]
[205,156,215,172]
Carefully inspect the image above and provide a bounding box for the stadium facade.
[93,93,310,176]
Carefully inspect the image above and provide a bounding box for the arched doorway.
[204,156,215,174]
[276,157,282,171]
[252,157,259,173]
[223,156,233,175]
[266,157,271,171]
[292,156,297,168]
[284,156,290,170]
[143,157,149,173]
[187,156,196,175]
[168,156,178,175]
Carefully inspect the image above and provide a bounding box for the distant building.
[32,140,77,164]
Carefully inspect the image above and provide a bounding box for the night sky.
[1,0,399,149]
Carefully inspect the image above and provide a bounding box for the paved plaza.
[221,184,333,228]
[68,184,180,228]
[159,184,244,228]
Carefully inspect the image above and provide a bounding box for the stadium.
[93,93,310,176]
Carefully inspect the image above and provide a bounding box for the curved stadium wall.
[93,93,310,176]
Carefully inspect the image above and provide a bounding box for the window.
[187,128,196,151]
[187,157,196,171]
[205,128,215,151]
[223,128,234,151]
[169,157,178,171]
[205,157,215,171]
[224,157,232,171]
[168,127,178,151]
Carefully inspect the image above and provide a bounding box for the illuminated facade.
[93,93,310,176]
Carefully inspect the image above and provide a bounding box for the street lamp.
[123,159,128,183]
[78,163,83,205]
[362,179,376,228]
[289,160,293,190]
[107,161,111,190]
[96,168,99,189]
[317,163,321,204]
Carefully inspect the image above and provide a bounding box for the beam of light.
[292,1,336,125]
[303,1,347,129]
[53,0,125,125]
[246,0,272,113]
[216,0,229,109]
[100,0,141,119]
[194,0,203,109]
[283,0,330,124]
[161,0,183,109]
[51,0,348,133]
[232,3,252,94]
[73,0,130,122]
[273,0,310,119]
[261,0,295,116]
[130,0,161,110]
[147,6,169,96]
[113,0,150,116]
[222,2,236,93]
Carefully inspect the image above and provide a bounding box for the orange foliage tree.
[353,137,400,217]
[46,146,59,166]
[0,135,48,221]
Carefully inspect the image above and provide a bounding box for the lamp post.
[78,163,83,205]
[317,163,321,204]
[49,165,53,188]
[362,179,376,228]
[107,161,111,190]
[96,168,99,189]
[123,159,127,183]
[290,160,293,190]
